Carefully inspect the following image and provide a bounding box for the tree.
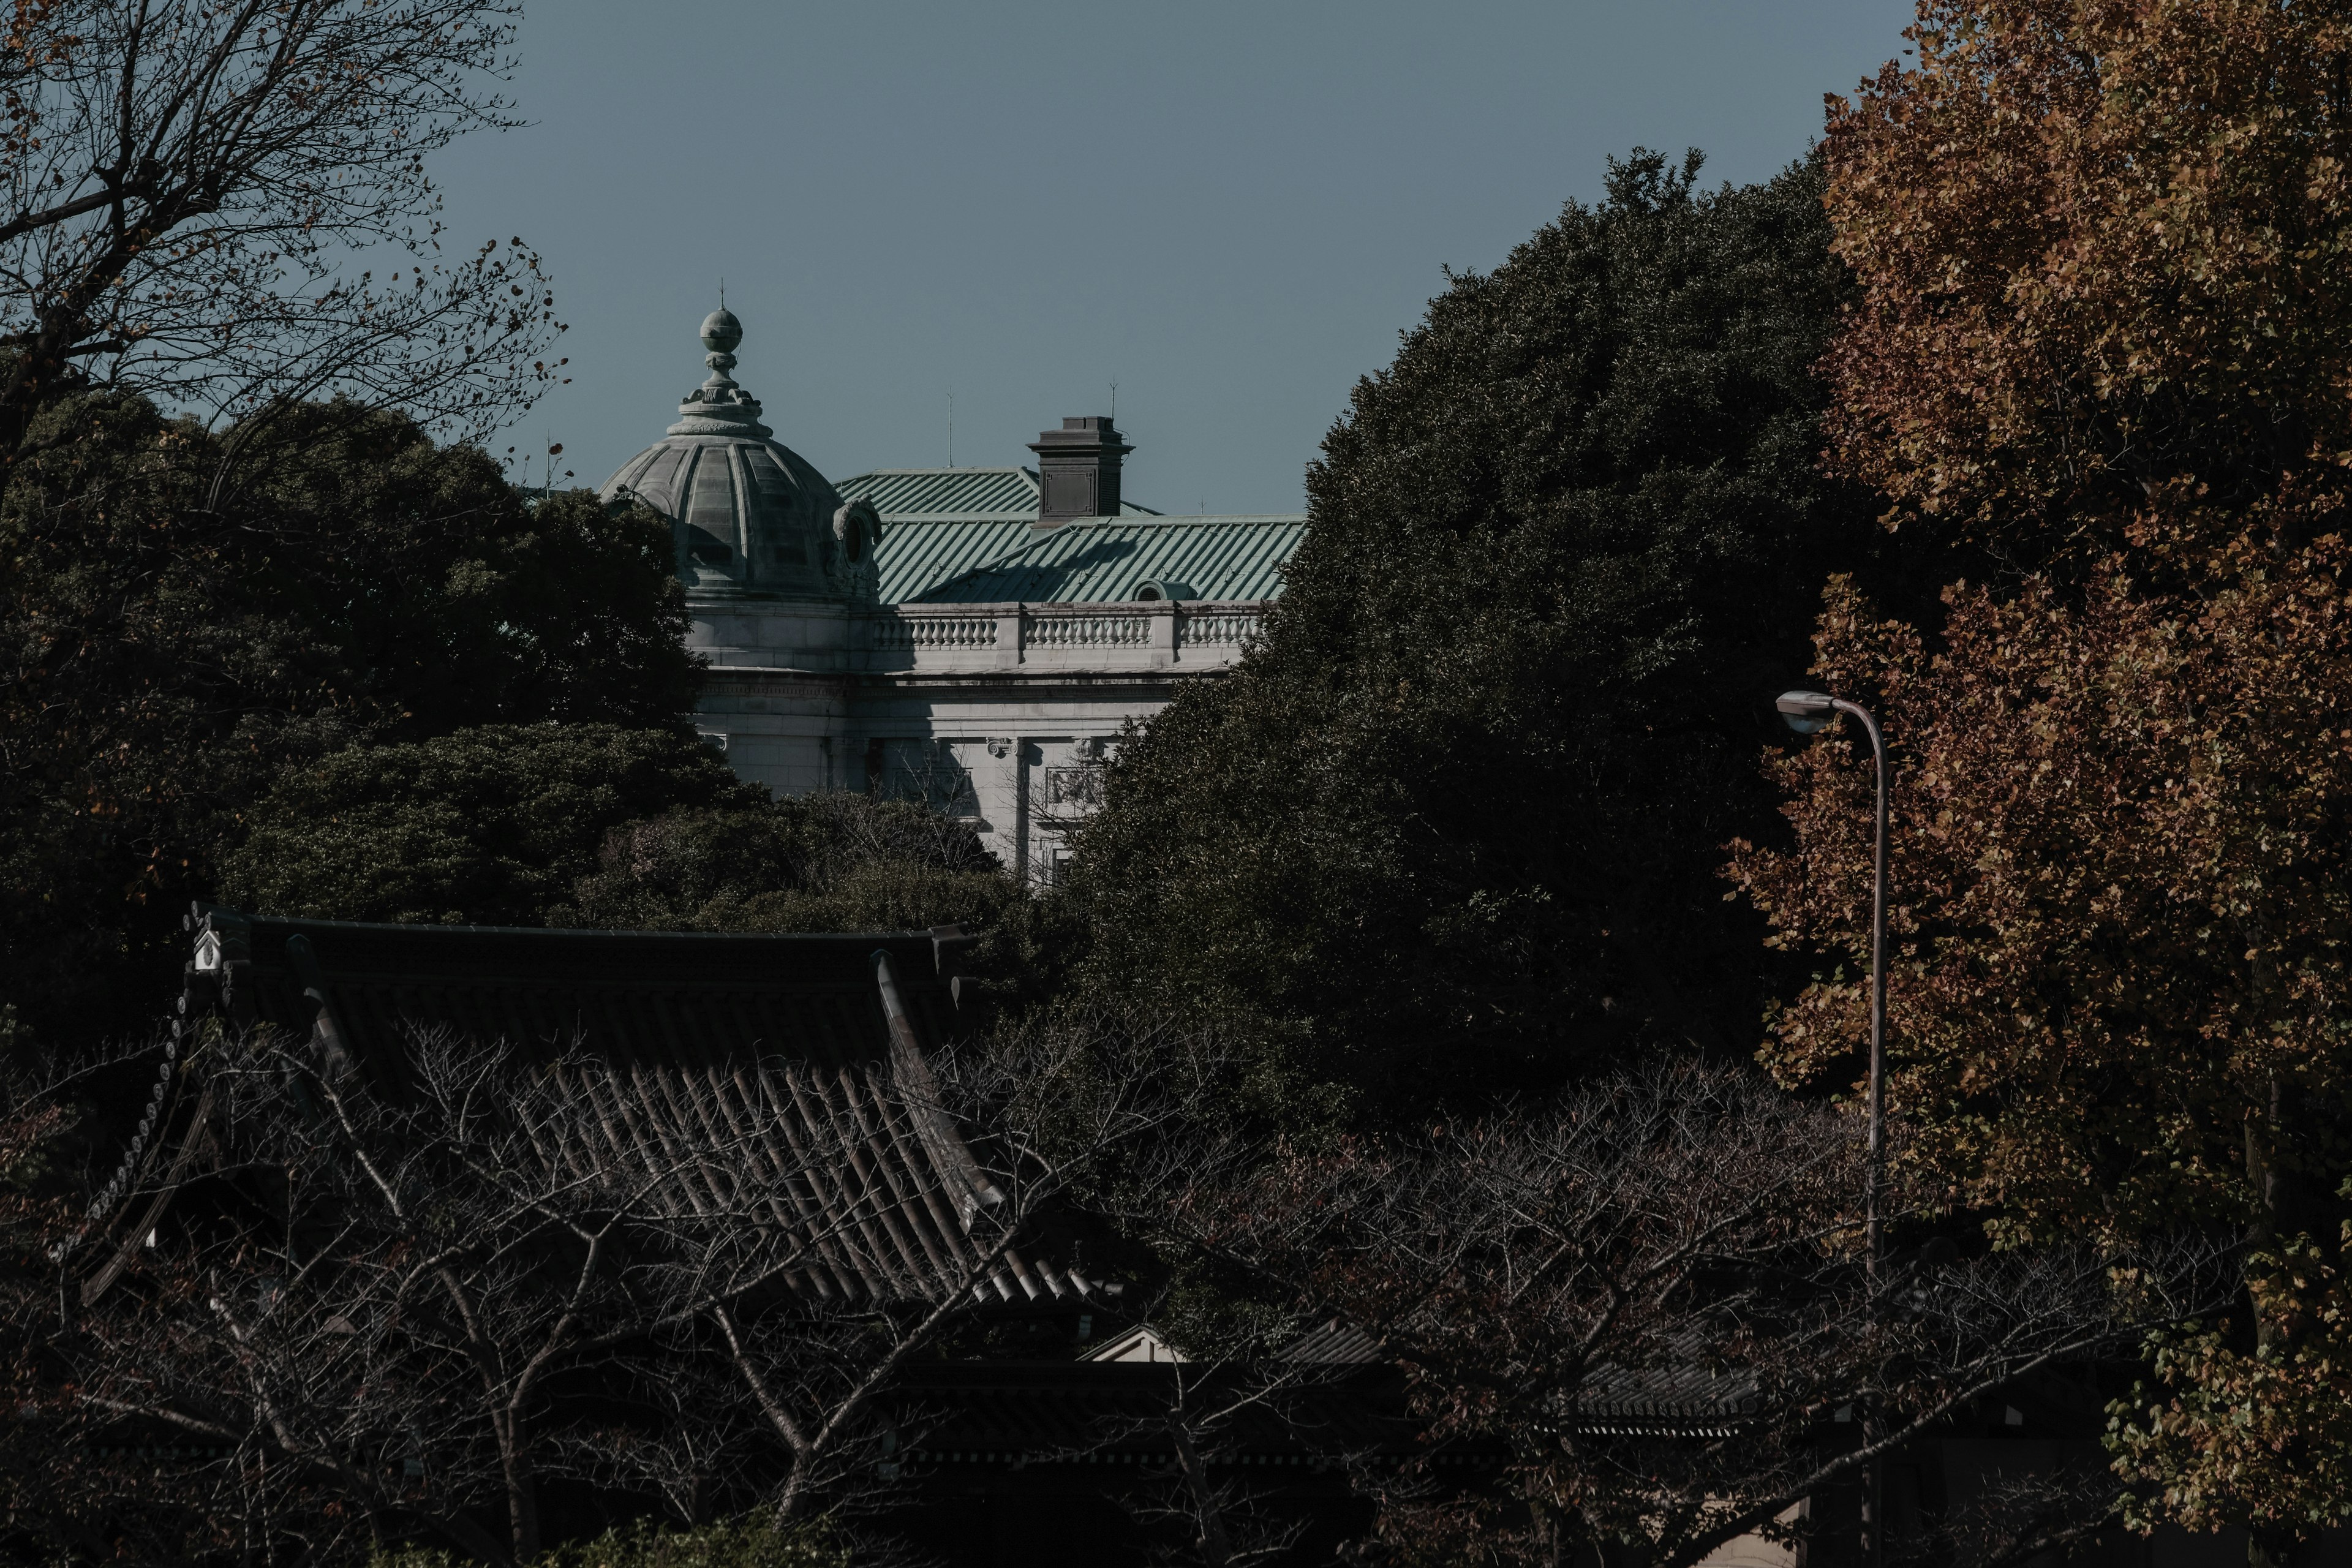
[218,725,761,927]
[1739,0,2352,1549]
[1817,0,2352,582]
[0,0,563,470]
[1732,568,2352,1555]
[1731,571,2352,1248]
[47,1009,1223,1562]
[0,1038,263,1564]
[221,725,1016,933]
[1166,1065,2225,1568]
[559,791,1017,937]
[1,397,696,1049]
[1060,149,1890,1126]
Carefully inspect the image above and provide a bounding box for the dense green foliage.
[0,394,697,1047]
[1063,151,1890,1121]
[225,724,1012,932]
[219,725,756,925]
[562,790,1015,933]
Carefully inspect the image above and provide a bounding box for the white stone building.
[599,311,1304,880]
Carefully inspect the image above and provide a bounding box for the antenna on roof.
[718,276,725,307]
[1110,378,1118,419]
[948,386,954,469]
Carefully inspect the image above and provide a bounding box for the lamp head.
[1777,690,1838,736]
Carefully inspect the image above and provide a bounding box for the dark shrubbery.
[223,724,1013,933]
[1,396,695,1049]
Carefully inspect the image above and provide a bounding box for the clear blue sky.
[434,1,1916,514]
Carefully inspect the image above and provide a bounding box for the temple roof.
[72,910,1100,1312]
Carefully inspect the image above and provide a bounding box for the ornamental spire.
[668,306,771,438]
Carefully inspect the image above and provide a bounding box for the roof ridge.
[840,466,1034,478]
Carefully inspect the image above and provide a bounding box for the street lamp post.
[1776,688,1890,1568]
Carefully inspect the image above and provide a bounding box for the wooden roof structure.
[68,907,1102,1313]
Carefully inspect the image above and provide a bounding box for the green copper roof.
[886,516,1304,605]
[837,466,1159,521]
[847,468,1295,603]
[873,518,1034,602]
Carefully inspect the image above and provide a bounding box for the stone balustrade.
[851,601,1262,674]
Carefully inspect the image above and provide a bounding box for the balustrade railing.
[1023,612,1152,649]
[867,613,998,651]
[1175,610,1259,647]
[855,602,1258,669]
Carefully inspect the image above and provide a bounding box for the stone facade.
[601,314,1302,879]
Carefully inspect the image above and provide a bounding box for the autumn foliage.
[1733,556,2352,1245]
[1736,0,2352,1541]
[1819,0,2352,572]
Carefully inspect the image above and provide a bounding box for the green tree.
[560,791,1015,935]
[1062,150,1888,1123]
[219,725,755,927]
[224,725,1012,933]
[1,394,696,1049]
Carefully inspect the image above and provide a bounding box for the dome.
[600,311,861,601]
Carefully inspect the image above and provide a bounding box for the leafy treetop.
[1061,149,1886,1125]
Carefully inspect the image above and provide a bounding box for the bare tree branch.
[0,0,564,468]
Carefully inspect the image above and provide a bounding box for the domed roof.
[600,311,869,601]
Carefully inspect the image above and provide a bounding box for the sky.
[433,1,1918,516]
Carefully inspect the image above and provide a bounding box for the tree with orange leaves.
[1733,1,2352,1555]
[1818,0,2352,579]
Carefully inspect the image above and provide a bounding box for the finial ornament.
[700,307,742,358]
[671,307,769,437]
[699,307,744,384]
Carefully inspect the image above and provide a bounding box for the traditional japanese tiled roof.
[189,909,963,1074]
[895,516,1303,605]
[1569,1347,1762,1438]
[74,908,1101,1312]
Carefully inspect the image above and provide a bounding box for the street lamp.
[1774,690,1888,1269]
[1777,688,1890,1568]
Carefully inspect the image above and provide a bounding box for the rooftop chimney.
[1028,416,1133,529]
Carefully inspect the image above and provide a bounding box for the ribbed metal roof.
[873,519,1034,603]
[836,466,1160,521]
[839,467,1038,516]
[893,516,1304,605]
